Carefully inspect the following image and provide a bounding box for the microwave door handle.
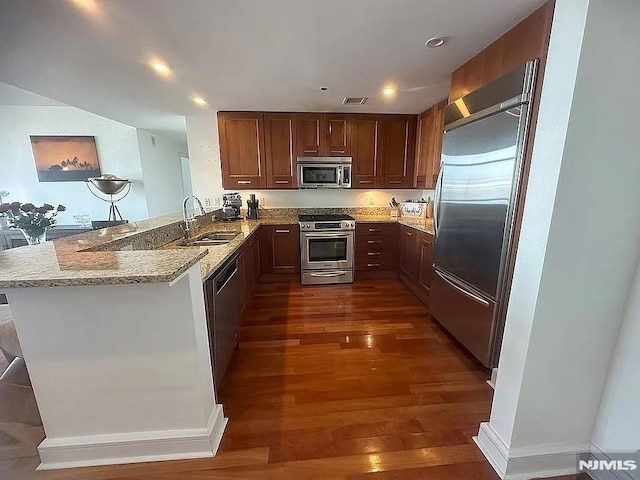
[337,166,342,186]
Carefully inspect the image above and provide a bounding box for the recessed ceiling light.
[381,87,397,96]
[425,37,447,48]
[150,62,171,75]
[192,96,207,106]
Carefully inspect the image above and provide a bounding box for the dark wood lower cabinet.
[398,225,434,306]
[355,223,399,280]
[238,232,262,315]
[259,224,300,280]
[399,225,420,281]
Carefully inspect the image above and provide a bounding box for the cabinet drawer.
[355,222,398,236]
[355,235,399,254]
[355,255,398,271]
[227,176,261,189]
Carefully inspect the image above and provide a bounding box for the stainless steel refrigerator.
[430,61,537,368]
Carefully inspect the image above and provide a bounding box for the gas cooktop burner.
[298,214,355,222]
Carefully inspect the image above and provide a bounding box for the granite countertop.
[0,211,433,288]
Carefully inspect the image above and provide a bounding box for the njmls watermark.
[578,451,640,479]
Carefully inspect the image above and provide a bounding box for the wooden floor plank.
[0,279,584,480]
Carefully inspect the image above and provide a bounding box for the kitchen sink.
[178,231,241,247]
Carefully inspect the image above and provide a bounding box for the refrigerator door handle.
[434,269,490,307]
[433,163,444,236]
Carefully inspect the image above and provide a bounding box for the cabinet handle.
[368,252,381,256]
[358,180,372,184]
[332,150,345,154]
[368,228,381,233]
[237,180,252,185]
[303,149,317,153]
[388,180,402,184]
[406,232,412,237]
[275,180,289,184]
[275,229,290,233]
[367,263,381,267]
[367,240,381,244]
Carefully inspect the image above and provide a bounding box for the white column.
[476,0,640,478]
[5,265,226,469]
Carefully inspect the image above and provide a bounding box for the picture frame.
[30,135,102,182]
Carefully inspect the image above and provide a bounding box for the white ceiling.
[0,0,546,142]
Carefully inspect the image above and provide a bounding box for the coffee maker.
[247,194,259,219]
[222,193,243,221]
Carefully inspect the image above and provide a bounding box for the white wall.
[185,115,223,206]
[185,114,431,208]
[0,104,149,223]
[591,256,640,452]
[137,129,188,217]
[480,0,640,476]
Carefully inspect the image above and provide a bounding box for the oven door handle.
[308,272,347,278]
[303,233,352,239]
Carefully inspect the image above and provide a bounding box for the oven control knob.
[306,224,310,228]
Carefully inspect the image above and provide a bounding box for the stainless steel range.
[299,214,355,285]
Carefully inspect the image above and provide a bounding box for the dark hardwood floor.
[1,279,587,479]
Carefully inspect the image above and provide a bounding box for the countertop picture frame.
[30,135,101,182]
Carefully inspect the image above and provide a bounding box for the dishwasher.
[210,254,241,387]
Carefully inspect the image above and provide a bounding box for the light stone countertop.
[0,212,433,288]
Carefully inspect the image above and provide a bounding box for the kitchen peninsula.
[0,209,433,470]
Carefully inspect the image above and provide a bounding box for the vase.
[20,229,47,245]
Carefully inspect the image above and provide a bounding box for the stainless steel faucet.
[182,195,206,239]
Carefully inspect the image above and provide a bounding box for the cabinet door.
[325,114,351,156]
[414,109,434,189]
[351,115,380,188]
[252,235,261,283]
[218,112,266,189]
[380,115,417,188]
[418,233,434,295]
[296,114,324,156]
[260,225,300,274]
[399,226,419,281]
[425,101,446,189]
[264,113,297,189]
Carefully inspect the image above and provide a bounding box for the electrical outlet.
[260,196,266,208]
[368,195,375,206]
[204,198,212,207]
[214,197,221,206]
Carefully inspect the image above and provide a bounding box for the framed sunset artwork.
[30,135,102,182]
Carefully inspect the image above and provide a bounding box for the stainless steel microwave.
[297,157,352,189]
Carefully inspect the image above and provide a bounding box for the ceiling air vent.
[342,97,368,105]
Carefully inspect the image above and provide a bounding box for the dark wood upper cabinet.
[325,114,351,156]
[414,100,446,190]
[414,109,434,189]
[428,102,446,189]
[264,113,297,189]
[218,112,266,190]
[380,115,417,189]
[218,111,416,190]
[350,115,380,189]
[296,113,324,156]
[449,2,554,101]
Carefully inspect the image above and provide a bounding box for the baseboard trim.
[37,405,228,470]
[585,444,636,480]
[474,422,590,480]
